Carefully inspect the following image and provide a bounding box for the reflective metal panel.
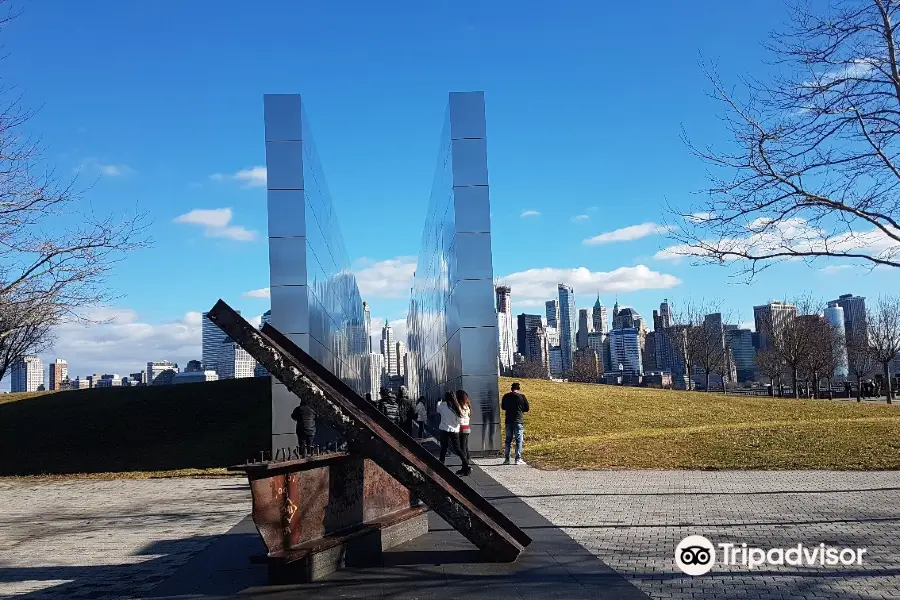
[264,94,368,451]
[407,92,500,451]
[267,190,306,237]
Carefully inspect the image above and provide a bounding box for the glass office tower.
[263,94,369,451]
[407,92,500,452]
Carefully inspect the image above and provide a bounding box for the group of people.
[292,381,531,474]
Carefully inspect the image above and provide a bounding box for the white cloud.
[173,208,256,242]
[819,264,854,274]
[655,218,900,264]
[74,158,135,177]
[583,222,673,246]
[499,265,682,306]
[520,210,541,218]
[38,309,202,380]
[354,256,417,299]
[210,166,267,188]
[572,215,590,222]
[243,287,271,299]
[587,206,599,212]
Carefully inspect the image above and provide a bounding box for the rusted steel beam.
[207,299,530,561]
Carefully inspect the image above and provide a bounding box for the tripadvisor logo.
[675,535,867,576]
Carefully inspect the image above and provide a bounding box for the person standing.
[397,385,415,436]
[437,390,471,476]
[501,382,529,465]
[415,396,428,438]
[456,390,472,465]
[290,399,316,455]
[378,387,400,425]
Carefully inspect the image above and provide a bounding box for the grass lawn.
[501,377,900,470]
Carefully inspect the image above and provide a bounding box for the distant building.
[202,310,239,374]
[362,302,371,354]
[95,374,122,388]
[576,308,592,350]
[128,371,146,387]
[49,358,68,391]
[831,294,867,345]
[643,371,673,388]
[549,346,563,377]
[173,370,219,384]
[516,313,543,357]
[545,299,559,329]
[655,299,673,329]
[11,355,43,392]
[254,362,269,377]
[587,331,608,373]
[609,328,643,377]
[558,284,577,374]
[219,341,255,379]
[643,330,658,372]
[368,352,386,398]
[185,360,203,372]
[527,325,551,376]
[825,302,849,378]
[261,309,272,329]
[72,377,91,389]
[496,286,516,373]
[147,360,179,386]
[545,326,559,347]
[592,296,608,334]
[396,340,407,378]
[380,319,398,376]
[573,348,601,382]
[753,301,798,351]
[726,327,757,383]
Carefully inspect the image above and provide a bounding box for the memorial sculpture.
[210,299,531,582]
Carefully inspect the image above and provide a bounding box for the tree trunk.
[884,363,893,404]
[856,374,862,402]
[812,373,819,399]
[792,368,799,399]
[705,371,711,392]
[769,377,775,396]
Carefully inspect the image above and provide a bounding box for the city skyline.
[6,0,900,385]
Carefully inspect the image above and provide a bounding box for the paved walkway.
[476,461,900,600]
[0,478,249,599]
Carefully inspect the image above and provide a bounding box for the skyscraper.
[545,299,559,330]
[496,286,516,373]
[220,340,255,379]
[381,319,398,375]
[202,310,239,374]
[587,331,608,373]
[609,328,643,377]
[11,355,43,392]
[396,340,407,378]
[576,308,592,350]
[557,284,577,374]
[659,299,672,329]
[368,352,386,398]
[726,327,757,383]
[825,302,850,377]
[363,301,372,353]
[753,302,797,350]
[260,310,271,329]
[831,294,867,344]
[516,313,543,357]
[592,296,608,334]
[49,358,67,391]
[146,360,179,386]
[527,325,551,376]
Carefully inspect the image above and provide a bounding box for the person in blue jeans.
[500,381,529,465]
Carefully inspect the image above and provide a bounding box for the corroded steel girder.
[207,299,530,561]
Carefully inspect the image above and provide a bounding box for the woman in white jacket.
[437,390,471,476]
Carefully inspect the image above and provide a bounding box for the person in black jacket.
[291,399,316,455]
[500,381,529,465]
[378,387,400,425]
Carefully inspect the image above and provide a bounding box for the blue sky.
[7,0,900,380]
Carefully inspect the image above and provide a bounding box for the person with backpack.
[415,396,428,438]
[501,381,529,465]
[290,398,316,455]
[437,390,471,476]
[378,387,400,425]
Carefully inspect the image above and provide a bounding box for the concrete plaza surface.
[477,461,900,600]
[1,469,899,599]
[0,478,250,599]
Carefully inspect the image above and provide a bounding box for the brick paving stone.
[474,461,900,600]
[0,478,249,599]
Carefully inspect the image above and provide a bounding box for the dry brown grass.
[500,377,900,470]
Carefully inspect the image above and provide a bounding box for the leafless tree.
[668,0,900,277]
[686,303,734,392]
[0,6,149,380]
[512,359,550,381]
[867,294,900,402]
[0,300,52,380]
[801,314,842,398]
[571,349,601,383]
[847,333,877,401]
[756,295,823,398]
[755,348,784,394]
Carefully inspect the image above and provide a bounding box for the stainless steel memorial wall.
[263,94,368,451]
[407,92,500,453]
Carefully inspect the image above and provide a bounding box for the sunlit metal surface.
[264,94,369,451]
[407,92,500,452]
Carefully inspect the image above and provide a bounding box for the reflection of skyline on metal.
[264,94,369,451]
[407,91,500,452]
